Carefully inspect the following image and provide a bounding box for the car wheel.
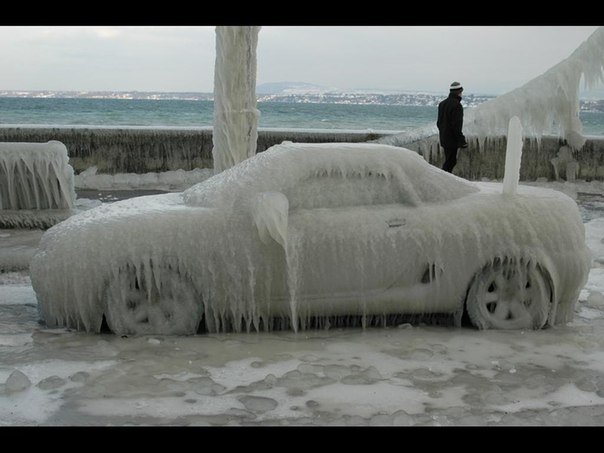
[104,264,202,335]
[466,258,552,330]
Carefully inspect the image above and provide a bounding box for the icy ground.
[1,182,604,426]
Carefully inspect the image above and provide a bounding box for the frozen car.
[30,142,591,335]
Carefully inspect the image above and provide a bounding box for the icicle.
[285,229,302,333]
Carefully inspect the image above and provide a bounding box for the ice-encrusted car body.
[30,142,591,335]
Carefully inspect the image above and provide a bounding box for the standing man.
[437,81,468,173]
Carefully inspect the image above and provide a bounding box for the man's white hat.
[450,81,463,91]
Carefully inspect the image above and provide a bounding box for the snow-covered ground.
[1,178,604,426]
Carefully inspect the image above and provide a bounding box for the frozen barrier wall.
[0,140,76,229]
[0,126,216,174]
[0,126,603,180]
[0,126,384,175]
[388,133,604,181]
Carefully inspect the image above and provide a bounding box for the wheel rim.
[104,265,202,335]
[467,259,551,330]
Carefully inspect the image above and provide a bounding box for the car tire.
[104,264,202,335]
[466,257,552,330]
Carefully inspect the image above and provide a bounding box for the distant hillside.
[256,82,332,95]
[1,86,602,111]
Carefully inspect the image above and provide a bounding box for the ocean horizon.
[1,96,603,136]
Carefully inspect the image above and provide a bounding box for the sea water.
[1,96,603,135]
[0,97,475,134]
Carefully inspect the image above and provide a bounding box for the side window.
[284,170,418,210]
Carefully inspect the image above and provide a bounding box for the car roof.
[183,142,479,208]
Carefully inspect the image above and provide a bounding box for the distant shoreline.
[1,90,602,113]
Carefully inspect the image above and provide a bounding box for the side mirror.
[252,192,289,249]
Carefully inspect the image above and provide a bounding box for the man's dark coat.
[437,92,467,148]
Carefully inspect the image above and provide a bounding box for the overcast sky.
[0,25,601,96]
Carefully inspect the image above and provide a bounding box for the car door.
[282,169,425,300]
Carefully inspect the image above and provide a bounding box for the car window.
[183,143,479,210]
[284,170,419,210]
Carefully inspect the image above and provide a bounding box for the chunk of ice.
[5,369,31,393]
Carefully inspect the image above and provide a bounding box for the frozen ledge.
[0,126,603,180]
[0,209,74,229]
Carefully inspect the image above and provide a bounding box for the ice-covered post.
[212,26,261,173]
[502,116,523,196]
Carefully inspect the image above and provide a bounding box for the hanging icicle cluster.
[0,141,76,228]
[372,27,604,156]
[465,27,604,150]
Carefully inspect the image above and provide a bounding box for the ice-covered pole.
[502,116,523,196]
[212,26,261,173]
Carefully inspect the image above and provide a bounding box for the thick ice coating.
[465,26,604,149]
[375,27,604,151]
[0,140,76,228]
[212,26,261,172]
[30,143,591,335]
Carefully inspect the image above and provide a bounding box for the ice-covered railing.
[465,26,604,150]
[0,140,76,228]
[0,126,387,175]
[369,124,438,148]
[74,166,214,191]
